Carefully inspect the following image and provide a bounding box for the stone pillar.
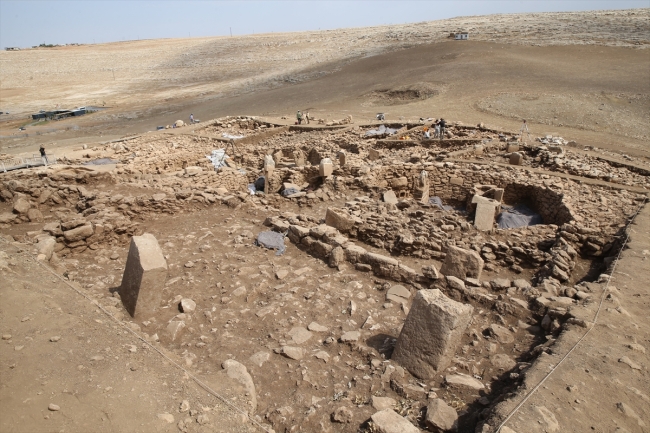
[506,143,520,153]
[263,155,275,194]
[368,148,381,161]
[472,195,500,231]
[413,170,430,204]
[293,149,305,167]
[392,289,473,379]
[509,152,523,165]
[119,233,168,319]
[319,158,333,178]
[337,151,346,166]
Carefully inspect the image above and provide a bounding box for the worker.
[39,145,47,166]
[297,111,303,125]
[438,118,447,139]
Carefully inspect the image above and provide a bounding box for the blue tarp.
[497,204,543,229]
[255,231,286,256]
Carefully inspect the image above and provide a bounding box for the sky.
[1,0,648,48]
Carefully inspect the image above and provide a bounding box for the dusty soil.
[1,9,649,158]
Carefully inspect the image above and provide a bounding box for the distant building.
[5,47,20,51]
[454,33,469,40]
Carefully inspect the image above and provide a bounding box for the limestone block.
[119,233,168,319]
[0,213,17,224]
[345,244,367,263]
[12,196,31,214]
[390,177,408,189]
[474,202,498,231]
[63,223,94,242]
[474,144,484,155]
[184,166,202,176]
[26,208,43,222]
[337,151,346,166]
[506,143,520,153]
[220,360,257,414]
[392,289,473,379]
[329,246,345,267]
[383,190,398,204]
[450,177,464,185]
[426,399,458,432]
[325,207,355,233]
[368,148,381,161]
[371,409,420,433]
[440,245,484,280]
[509,152,524,165]
[493,188,504,202]
[319,158,333,177]
[37,236,57,261]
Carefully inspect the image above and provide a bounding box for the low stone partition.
[264,216,433,287]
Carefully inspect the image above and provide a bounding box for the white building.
[454,33,469,40]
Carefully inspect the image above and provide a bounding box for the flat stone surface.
[371,396,397,411]
[445,374,485,390]
[340,331,360,342]
[383,190,398,204]
[288,327,312,345]
[386,285,411,303]
[307,322,328,332]
[371,409,420,433]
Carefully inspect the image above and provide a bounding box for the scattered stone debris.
[1,115,648,433]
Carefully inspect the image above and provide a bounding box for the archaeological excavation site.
[1,114,648,433]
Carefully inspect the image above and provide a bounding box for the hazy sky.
[1,0,647,48]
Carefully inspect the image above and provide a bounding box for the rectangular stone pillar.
[506,143,520,153]
[319,158,333,177]
[474,202,497,231]
[392,290,473,379]
[119,233,168,319]
[509,152,523,165]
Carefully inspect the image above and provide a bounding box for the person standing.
[189,113,194,124]
[296,111,303,125]
[519,119,530,143]
[304,111,310,124]
[433,121,441,139]
[438,118,447,139]
[39,145,47,166]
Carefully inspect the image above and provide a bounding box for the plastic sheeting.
[497,204,543,229]
[365,125,399,137]
[222,133,244,140]
[281,187,301,197]
[428,196,454,211]
[206,149,229,169]
[255,231,286,256]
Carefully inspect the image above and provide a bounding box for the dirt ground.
[1,8,649,433]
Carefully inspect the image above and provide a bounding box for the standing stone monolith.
[392,289,473,380]
[319,158,333,177]
[509,152,524,165]
[119,233,168,319]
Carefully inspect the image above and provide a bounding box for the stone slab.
[392,289,473,379]
[119,233,168,319]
